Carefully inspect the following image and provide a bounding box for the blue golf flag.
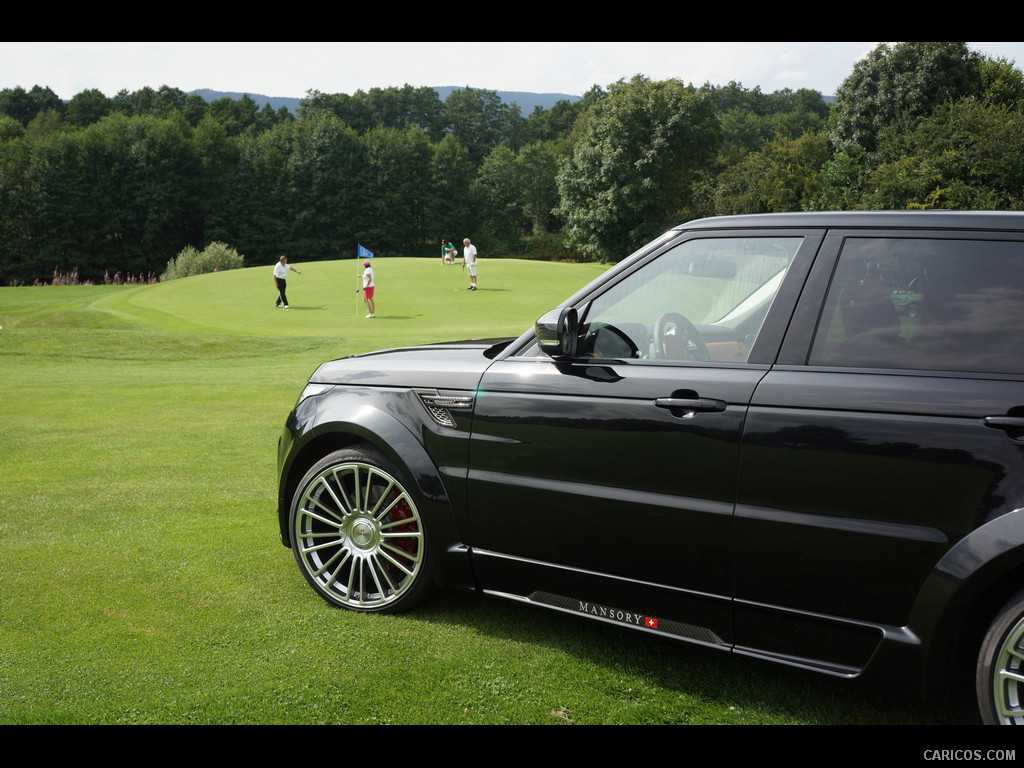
[358,245,374,260]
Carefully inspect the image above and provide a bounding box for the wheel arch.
[279,402,473,591]
[909,509,1024,702]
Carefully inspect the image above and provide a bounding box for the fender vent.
[416,390,474,428]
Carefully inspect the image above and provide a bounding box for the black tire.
[288,446,432,613]
[977,588,1024,724]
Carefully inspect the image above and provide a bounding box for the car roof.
[677,210,1024,233]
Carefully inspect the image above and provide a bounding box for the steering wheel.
[654,313,709,361]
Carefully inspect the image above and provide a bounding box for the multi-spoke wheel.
[977,589,1024,724]
[289,447,431,613]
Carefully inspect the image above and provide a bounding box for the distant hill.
[188,87,581,116]
[431,87,581,113]
[190,89,301,114]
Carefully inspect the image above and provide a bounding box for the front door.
[466,232,816,646]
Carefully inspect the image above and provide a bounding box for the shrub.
[163,242,244,280]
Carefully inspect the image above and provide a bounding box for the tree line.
[2,42,1023,284]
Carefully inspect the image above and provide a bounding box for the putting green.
[85,257,610,346]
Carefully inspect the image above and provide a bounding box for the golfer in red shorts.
[362,260,375,318]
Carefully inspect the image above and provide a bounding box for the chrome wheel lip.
[293,461,423,610]
[992,615,1024,724]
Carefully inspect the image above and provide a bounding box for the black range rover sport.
[277,211,1024,724]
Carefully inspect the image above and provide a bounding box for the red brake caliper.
[387,494,417,572]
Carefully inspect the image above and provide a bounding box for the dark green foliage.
[301,85,445,139]
[430,133,475,244]
[233,113,368,262]
[474,139,564,249]
[444,86,522,163]
[0,85,63,126]
[522,99,583,144]
[712,132,831,214]
[829,42,983,158]
[65,89,112,127]
[360,125,433,253]
[861,99,1024,210]
[4,113,200,283]
[556,76,720,262]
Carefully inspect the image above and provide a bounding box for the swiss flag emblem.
[645,617,658,629]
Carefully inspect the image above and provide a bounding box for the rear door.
[735,231,1024,674]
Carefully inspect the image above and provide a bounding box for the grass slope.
[0,259,976,726]
[89,257,611,344]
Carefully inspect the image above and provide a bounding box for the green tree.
[0,132,32,283]
[473,144,526,246]
[365,85,446,138]
[26,108,63,141]
[301,85,445,139]
[301,89,373,131]
[556,76,720,262]
[191,115,239,244]
[0,115,24,141]
[829,42,983,157]
[708,81,829,165]
[861,99,1024,210]
[713,132,831,214]
[17,113,200,281]
[234,113,367,262]
[182,93,209,126]
[522,99,583,144]
[444,87,517,163]
[978,56,1024,109]
[0,85,63,126]
[360,125,433,253]
[517,140,562,235]
[428,133,475,244]
[66,89,112,127]
[254,102,293,133]
[812,152,866,211]
[208,95,259,136]
[112,85,190,119]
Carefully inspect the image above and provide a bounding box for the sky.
[3,42,1024,102]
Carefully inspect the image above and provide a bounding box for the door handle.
[984,416,1024,444]
[655,397,727,415]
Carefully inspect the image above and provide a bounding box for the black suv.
[277,212,1024,724]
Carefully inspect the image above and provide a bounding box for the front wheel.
[977,589,1024,724]
[289,446,431,613]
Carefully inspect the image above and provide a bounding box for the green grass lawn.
[0,258,978,725]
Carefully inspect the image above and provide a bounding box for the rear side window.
[809,237,1024,375]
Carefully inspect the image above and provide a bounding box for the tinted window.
[809,238,1024,374]
[581,237,802,363]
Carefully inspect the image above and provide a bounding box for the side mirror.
[535,307,579,359]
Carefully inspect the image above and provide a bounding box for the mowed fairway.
[0,258,976,725]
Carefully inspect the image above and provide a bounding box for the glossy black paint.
[277,211,1024,709]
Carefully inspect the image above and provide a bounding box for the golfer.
[274,255,301,309]
[462,238,478,291]
[441,238,457,265]
[361,260,375,318]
